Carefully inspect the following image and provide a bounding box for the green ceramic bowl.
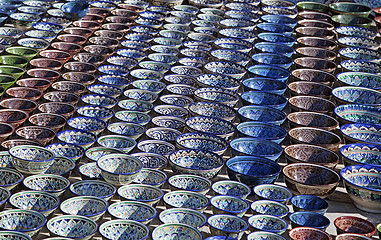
[297,2,330,13]
[5,47,38,60]
[332,14,373,28]
[0,74,16,89]
[330,2,372,17]
[0,55,29,68]
[0,66,25,80]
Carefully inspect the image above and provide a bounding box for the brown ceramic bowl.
[51,42,82,56]
[51,81,86,94]
[289,227,332,240]
[16,78,51,92]
[73,20,101,30]
[16,126,55,146]
[101,23,130,32]
[88,37,119,49]
[82,14,104,23]
[297,37,338,51]
[106,16,133,25]
[29,113,66,132]
[0,98,37,114]
[63,27,93,37]
[334,216,376,237]
[287,111,339,131]
[294,57,337,73]
[29,58,63,71]
[94,30,123,40]
[111,9,139,18]
[296,47,337,61]
[26,68,61,82]
[43,91,79,105]
[289,96,336,114]
[57,34,87,45]
[73,53,104,66]
[288,81,333,98]
[0,122,13,142]
[285,144,339,169]
[283,163,340,198]
[87,7,110,16]
[292,68,336,86]
[374,6,381,16]
[62,72,96,86]
[118,4,144,12]
[295,26,335,39]
[39,50,71,63]
[298,11,332,22]
[297,19,335,30]
[64,62,97,74]
[288,127,342,151]
[336,234,372,240]
[0,109,28,128]
[38,102,76,119]
[83,45,114,57]
[1,139,42,149]
[6,87,42,101]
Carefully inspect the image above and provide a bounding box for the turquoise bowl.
[337,72,381,90]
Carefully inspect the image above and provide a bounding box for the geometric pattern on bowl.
[340,123,381,145]
[108,201,157,224]
[334,104,381,125]
[159,208,207,229]
[340,143,381,166]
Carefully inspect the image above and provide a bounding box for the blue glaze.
[236,122,287,144]
[291,195,329,215]
[289,211,330,230]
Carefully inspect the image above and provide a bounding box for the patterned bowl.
[0,231,32,240]
[0,187,9,210]
[132,80,166,94]
[146,127,181,142]
[208,214,248,240]
[288,81,333,99]
[159,208,206,229]
[335,26,377,39]
[204,61,246,79]
[297,36,337,51]
[87,84,123,98]
[254,42,294,57]
[15,126,55,146]
[296,47,336,61]
[154,105,188,118]
[211,49,251,66]
[164,190,209,212]
[67,117,106,136]
[70,180,116,201]
[99,219,149,240]
[340,60,381,74]
[289,127,342,151]
[289,227,332,240]
[248,215,288,234]
[0,209,46,237]
[339,47,381,62]
[248,64,290,83]
[335,104,381,125]
[186,116,235,139]
[23,174,70,197]
[44,156,75,177]
[294,57,336,73]
[168,174,211,195]
[336,234,373,240]
[85,147,124,162]
[291,195,329,215]
[247,232,286,240]
[214,38,252,53]
[258,32,295,47]
[97,75,132,90]
[226,156,281,187]
[288,96,336,114]
[130,152,168,170]
[194,87,239,107]
[341,123,381,145]
[261,14,297,27]
[287,111,339,131]
[292,68,336,86]
[257,22,293,35]
[81,94,117,109]
[124,89,158,103]
[0,98,37,114]
[47,215,97,240]
[289,211,330,230]
[152,223,202,240]
[76,105,114,122]
[337,72,381,90]
[212,180,251,199]
[251,200,289,218]
[333,86,381,107]
[252,53,292,69]
[118,184,163,206]
[238,105,286,125]
[57,129,97,150]
[0,167,23,190]
[196,74,240,92]
[175,132,228,155]
[236,122,287,144]
[188,101,235,122]
[46,142,84,162]
[0,109,28,128]
[253,184,292,203]
[10,191,59,216]
[107,122,145,140]
[340,143,381,166]
[108,201,156,224]
[10,13,41,30]
[230,137,283,161]
[160,95,194,107]
[38,102,76,119]
[283,163,340,198]
[133,168,167,187]
[210,195,249,217]
[334,215,376,236]
[79,162,102,180]
[137,140,175,156]
[60,196,108,221]
[152,116,186,130]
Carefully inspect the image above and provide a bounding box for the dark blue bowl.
[61,1,89,20]
[242,77,287,95]
[341,60,381,74]
[261,14,298,28]
[230,137,283,161]
[238,105,286,125]
[252,53,293,69]
[258,33,296,47]
[291,195,329,215]
[340,143,381,166]
[226,156,281,187]
[254,42,294,57]
[241,91,287,110]
[236,122,287,144]
[257,23,293,35]
[289,212,330,230]
[248,64,290,82]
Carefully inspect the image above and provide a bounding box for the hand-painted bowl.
[335,25,377,39]
[47,215,97,240]
[330,2,371,17]
[87,84,122,98]
[152,223,202,240]
[255,42,294,57]
[230,137,283,161]
[10,191,59,216]
[253,184,292,203]
[340,143,381,166]
[60,196,108,221]
[168,174,211,195]
[341,123,381,145]
[130,152,168,170]
[175,132,227,155]
[211,195,249,217]
[99,219,149,240]
[336,234,373,240]
[208,214,248,239]
[23,174,70,196]
[252,53,293,69]
[289,127,342,151]
[57,129,97,150]
[108,201,156,224]
[70,180,116,201]
[289,227,332,240]
[289,96,336,114]
[337,72,381,90]
[45,142,84,162]
[236,122,287,144]
[118,184,163,206]
[238,105,286,125]
[287,111,338,131]
[159,208,206,229]
[212,180,251,199]
[133,168,167,187]
[288,82,333,99]
[248,232,286,240]
[289,211,330,230]
[0,167,23,190]
[164,190,209,212]
[248,64,290,83]
[291,195,329,215]
[251,200,289,218]
[15,126,55,146]
[76,105,114,122]
[334,216,376,236]
[186,116,235,139]
[0,186,10,210]
[67,116,107,136]
[333,86,381,107]
[248,215,288,234]
[0,209,46,237]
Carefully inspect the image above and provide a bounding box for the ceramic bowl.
[130,153,167,170]
[253,184,292,203]
[10,191,58,216]
[337,72,381,90]
[188,101,235,122]
[164,190,209,212]
[0,186,9,210]
[341,123,381,145]
[51,81,86,95]
[76,105,114,122]
[0,75,16,91]
[44,156,74,177]
[194,87,239,107]
[2,140,42,150]
[333,86,381,107]
[16,78,52,92]
[85,147,124,163]
[297,37,337,51]
[45,142,84,162]
[212,180,251,199]
[0,231,32,240]
[335,25,377,39]
[257,22,293,35]
[9,145,55,174]
[332,14,372,28]
[288,82,333,99]
[87,84,122,98]
[210,195,249,217]
[340,143,381,166]
[248,215,288,234]
[137,140,175,156]
[108,201,156,224]
[97,135,136,154]
[252,53,292,69]
[152,116,185,130]
[6,87,43,101]
[283,163,340,198]
[254,42,294,57]
[6,46,38,61]
[81,94,117,109]
[79,162,102,180]
[118,99,153,113]
[338,36,380,50]
[60,196,108,221]
[47,215,97,240]
[287,111,338,131]
[291,195,329,215]
[57,129,97,150]
[214,38,252,53]
[289,212,330,230]
[0,98,36,115]
[336,234,373,240]
[292,69,336,86]
[70,180,116,201]
[152,223,202,240]
[335,104,381,125]
[294,57,336,73]
[230,137,283,161]
[0,167,23,190]
[204,61,246,79]
[334,216,376,236]
[99,219,149,240]
[67,117,106,136]
[15,126,55,146]
[288,96,336,114]
[62,72,96,87]
[248,65,290,83]
[10,13,40,30]
[289,127,342,151]
[226,156,281,187]
[175,131,227,155]
[168,174,211,195]
[238,105,286,125]
[289,227,332,240]
[0,209,45,237]
[196,74,240,92]
[169,149,223,179]
[23,174,70,196]
[146,127,181,142]
[107,122,145,140]
[97,75,132,90]
[0,109,29,128]
[339,47,381,62]
[154,105,188,118]
[295,26,335,39]
[159,208,206,229]
[118,184,163,206]
[208,214,248,239]
[236,122,287,144]
[124,89,158,103]
[296,47,336,61]
[330,2,371,17]
[26,68,60,82]
[258,33,295,47]
[251,200,289,218]
[133,168,167,187]
[247,232,286,240]
[160,95,194,107]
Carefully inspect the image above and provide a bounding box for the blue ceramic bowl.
[341,60,381,74]
[99,220,149,240]
[44,156,75,178]
[248,215,288,234]
[132,80,166,94]
[341,123,381,145]
[291,195,329,215]
[145,127,181,142]
[164,74,196,85]
[60,1,88,20]
[159,208,206,229]
[226,156,281,187]
[242,77,287,95]
[196,73,240,92]
[188,101,236,122]
[97,154,142,186]
[170,66,203,78]
[87,84,123,98]
[166,83,198,96]
[258,33,296,47]
[238,105,286,125]
[333,86,381,107]
[124,32,154,42]
[194,87,239,107]
[0,167,23,190]
[255,42,294,57]
[0,151,12,168]
[118,99,153,113]
[154,105,188,118]
[336,72,381,90]
[10,191,58,216]
[252,53,293,69]
[236,122,287,144]
[108,201,156,224]
[148,53,178,65]
[97,135,136,154]
[210,195,249,217]
[32,22,63,33]
[47,215,97,239]
[230,137,283,161]
[152,223,202,240]
[70,180,116,201]
[262,6,297,18]
[204,61,247,79]
[0,209,46,237]
[212,180,251,199]
[289,212,330,230]
[152,116,185,129]
[79,162,102,180]
[214,37,252,53]
[130,68,163,81]
[0,231,32,240]
[160,94,194,107]
[97,75,132,89]
[137,140,175,156]
[208,214,248,239]
[115,110,151,125]
[98,65,130,76]
[133,168,167,187]
[169,149,224,179]
[339,47,381,62]
[251,200,289,218]
[60,196,108,221]
[224,10,259,22]
[211,49,251,66]
[261,14,298,28]
[186,116,235,139]
[67,116,106,136]
[76,105,114,122]
[338,36,380,50]
[176,132,228,155]
[0,186,9,210]
[124,89,158,103]
[57,129,97,150]
[23,174,70,197]
[340,143,381,166]
[10,13,41,30]
[107,122,145,140]
[130,153,167,170]
[139,61,170,74]
[118,184,164,206]
[81,94,117,109]
[120,40,150,51]
[248,64,290,82]
[168,174,211,195]
[257,22,293,35]
[335,25,377,39]
[254,184,292,203]
[247,232,286,240]
[164,190,209,212]
[219,18,255,31]
[334,104,381,124]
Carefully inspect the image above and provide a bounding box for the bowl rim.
[152,223,202,239]
[159,207,207,227]
[210,195,249,213]
[67,116,107,132]
[253,183,293,202]
[236,121,287,141]
[57,129,97,146]
[334,215,376,235]
[251,199,289,217]
[168,174,212,192]
[247,231,287,240]
[212,180,251,197]
[45,142,85,159]
[164,190,209,210]
[290,194,329,211]
[339,143,381,165]
[340,164,381,193]
[287,111,339,130]
[230,137,284,158]
[169,148,224,172]
[208,213,249,232]
[289,227,332,240]
[284,143,339,165]
[108,200,157,222]
[227,156,282,178]
[99,219,149,239]
[0,209,46,232]
[340,123,381,145]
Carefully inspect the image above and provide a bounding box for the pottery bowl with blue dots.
[152,223,202,240]
[336,72,381,90]
[10,191,58,216]
[254,42,294,57]
[23,174,70,196]
[107,122,145,140]
[87,84,122,98]
[252,53,293,69]
[0,151,13,168]
[70,180,116,201]
[0,167,23,190]
[159,208,206,229]
[251,200,289,218]
[248,64,290,82]
[236,122,287,144]
[211,195,249,217]
[289,211,330,230]
[0,27,23,38]
[341,123,381,146]
[176,132,228,155]
[208,214,248,239]
[133,168,167,187]
[226,156,282,187]
[168,174,211,195]
[57,129,97,150]
[108,200,156,224]
[118,184,164,206]
[258,32,296,47]
[212,180,251,199]
[46,142,84,162]
[47,215,97,240]
[230,137,283,161]
[241,91,287,110]
[340,143,381,166]
[0,209,46,237]
[118,99,153,113]
[60,196,108,221]
[163,190,209,212]
[248,214,288,234]
[44,156,75,178]
[238,105,286,125]
[291,195,329,215]
[242,77,287,95]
